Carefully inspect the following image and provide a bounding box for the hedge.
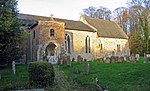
[28,61,55,88]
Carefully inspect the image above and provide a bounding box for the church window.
[50,29,54,37]
[100,43,103,50]
[117,44,121,52]
[85,36,90,53]
[65,34,71,53]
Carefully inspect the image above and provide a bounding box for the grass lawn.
[0,64,29,90]
[60,57,150,91]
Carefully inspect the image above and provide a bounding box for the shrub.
[28,61,55,88]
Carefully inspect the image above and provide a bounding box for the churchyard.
[0,56,150,91]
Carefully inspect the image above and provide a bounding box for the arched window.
[117,44,121,52]
[65,34,71,53]
[50,29,54,37]
[85,36,90,53]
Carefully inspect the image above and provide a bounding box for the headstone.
[130,54,136,63]
[144,57,150,63]
[83,62,89,75]
[123,57,127,61]
[12,61,15,75]
[66,55,71,66]
[110,56,116,63]
[118,57,124,63]
[105,57,110,63]
[77,55,82,63]
[99,58,104,62]
[95,77,103,91]
[126,56,130,62]
[135,54,140,61]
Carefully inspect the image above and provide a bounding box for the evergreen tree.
[129,29,143,54]
[0,0,24,66]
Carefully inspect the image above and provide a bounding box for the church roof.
[18,14,95,32]
[83,16,128,39]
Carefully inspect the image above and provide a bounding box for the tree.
[127,0,150,54]
[129,29,143,54]
[83,6,112,20]
[83,6,96,18]
[0,0,25,66]
[94,6,111,20]
[113,7,128,33]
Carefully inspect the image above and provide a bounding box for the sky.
[18,0,128,20]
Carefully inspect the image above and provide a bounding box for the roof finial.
[50,14,54,20]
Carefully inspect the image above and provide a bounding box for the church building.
[19,14,130,63]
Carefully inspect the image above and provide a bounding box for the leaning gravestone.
[95,77,103,91]
[83,62,89,75]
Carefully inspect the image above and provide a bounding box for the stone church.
[19,14,130,63]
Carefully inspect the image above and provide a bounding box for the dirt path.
[49,65,88,91]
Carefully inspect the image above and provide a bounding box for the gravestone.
[110,56,115,63]
[126,56,130,62]
[99,58,104,62]
[123,56,127,61]
[135,54,140,61]
[118,57,124,63]
[83,62,89,75]
[12,61,15,75]
[130,54,136,63]
[66,55,71,66]
[95,77,103,91]
[77,55,82,63]
[105,57,110,63]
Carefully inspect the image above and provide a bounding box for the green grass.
[60,58,150,91]
[0,64,29,90]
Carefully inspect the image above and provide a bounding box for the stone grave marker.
[77,55,82,63]
[83,62,89,75]
[135,54,140,61]
[105,57,110,63]
[66,55,71,66]
[130,54,136,63]
[95,77,103,91]
[118,57,124,63]
[110,56,116,63]
[12,61,15,75]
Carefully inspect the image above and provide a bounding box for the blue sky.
[18,0,128,20]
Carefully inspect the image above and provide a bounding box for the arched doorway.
[45,42,56,56]
[45,42,58,64]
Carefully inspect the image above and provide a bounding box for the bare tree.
[83,6,111,20]
[83,6,96,17]
[113,7,127,33]
[94,6,111,20]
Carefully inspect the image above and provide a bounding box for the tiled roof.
[18,14,95,32]
[83,16,128,39]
